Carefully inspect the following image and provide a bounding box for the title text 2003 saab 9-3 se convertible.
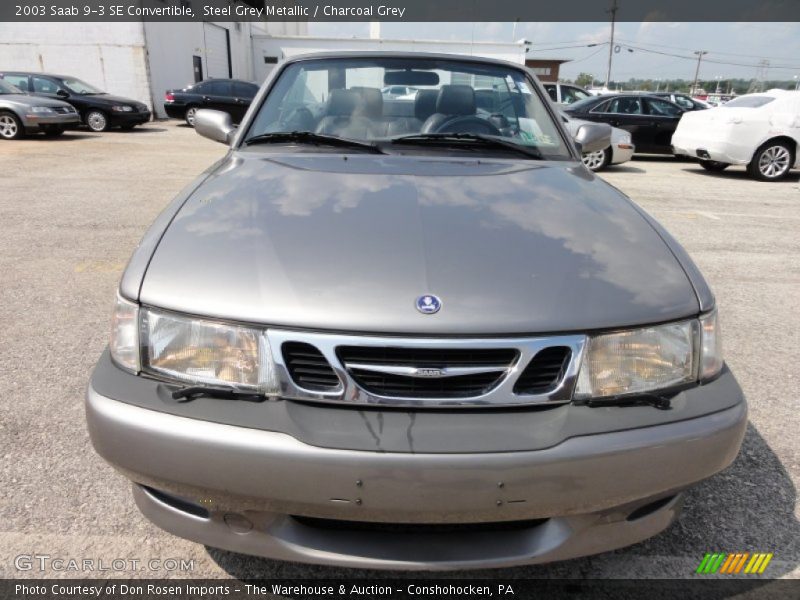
[86,53,746,570]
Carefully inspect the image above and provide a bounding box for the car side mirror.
[194,109,236,145]
[573,122,612,154]
[56,89,69,98]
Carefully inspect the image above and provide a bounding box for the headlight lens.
[112,105,134,112]
[141,309,278,393]
[110,294,140,373]
[30,106,55,113]
[575,320,696,399]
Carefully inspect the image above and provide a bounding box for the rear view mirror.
[194,109,236,145]
[574,122,612,155]
[384,70,440,86]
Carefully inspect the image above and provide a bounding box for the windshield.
[722,96,775,108]
[0,80,22,95]
[62,78,104,95]
[244,57,570,159]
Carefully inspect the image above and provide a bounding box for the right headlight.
[575,311,722,399]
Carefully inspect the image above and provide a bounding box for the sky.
[307,22,800,83]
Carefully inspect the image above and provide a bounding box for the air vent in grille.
[513,346,571,395]
[337,347,518,399]
[282,342,340,391]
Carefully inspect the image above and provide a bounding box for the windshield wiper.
[390,133,544,159]
[244,131,385,153]
[171,385,267,403]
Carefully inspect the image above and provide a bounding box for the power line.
[615,37,800,63]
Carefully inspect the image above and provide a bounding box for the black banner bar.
[3,579,800,600]
[3,0,800,22]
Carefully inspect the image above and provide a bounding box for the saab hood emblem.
[416,295,442,314]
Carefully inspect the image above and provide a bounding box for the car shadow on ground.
[680,165,800,183]
[604,165,647,174]
[206,422,798,580]
[23,133,99,141]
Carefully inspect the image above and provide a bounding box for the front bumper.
[86,372,747,568]
[21,112,80,130]
[107,110,151,126]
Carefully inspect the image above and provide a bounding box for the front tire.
[0,111,24,140]
[747,141,794,181]
[582,147,611,172]
[699,160,729,172]
[85,110,109,132]
[184,106,198,127]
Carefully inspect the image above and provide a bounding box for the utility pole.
[604,0,618,90]
[692,50,708,95]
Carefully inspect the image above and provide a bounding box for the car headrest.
[414,89,438,120]
[436,85,476,116]
[351,87,383,118]
[327,89,358,117]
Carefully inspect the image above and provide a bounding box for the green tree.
[575,73,594,88]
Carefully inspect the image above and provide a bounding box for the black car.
[649,92,709,111]
[163,79,259,127]
[564,93,685,154]
[0,72,151,132]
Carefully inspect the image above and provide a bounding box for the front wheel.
[582,147,611,172]
[747,141,794,181]
[85,110,109,132]
[699,160,729,172]
[0,111,24,140]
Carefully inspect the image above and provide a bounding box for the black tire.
[0,110,24,140]
[699,160,729,172]
[85,110,109,132]
[582,147,611,172]
[747,140,794,181]
[184,105,199,127]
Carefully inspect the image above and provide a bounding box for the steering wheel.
[432,116,502,136]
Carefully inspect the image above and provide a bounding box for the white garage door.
[204,23,230,79]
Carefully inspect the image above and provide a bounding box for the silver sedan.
[0,79,79,139]
[563,111,635,171]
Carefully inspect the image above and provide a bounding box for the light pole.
[604,0,618,90]
[715,76,722,93]
[692,50,708,95]
[795,75,799,91]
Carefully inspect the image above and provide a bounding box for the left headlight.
[112,105,134,112]
[575,311,723,399]
[29,106,55,114]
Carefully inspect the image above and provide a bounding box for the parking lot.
[1,122,798,580]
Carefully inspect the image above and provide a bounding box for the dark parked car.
[163,79,259,127]
[0,72,151,132]
[87,52,745,570]
[649,92,709,111]
[565,93,685,154]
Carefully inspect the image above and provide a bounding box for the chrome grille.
[337,346,517,398]
[268,330,586,408]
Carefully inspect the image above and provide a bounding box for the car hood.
[0,93,72,108]
[139,153,699,334]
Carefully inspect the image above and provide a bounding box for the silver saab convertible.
[86,52,746,570]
